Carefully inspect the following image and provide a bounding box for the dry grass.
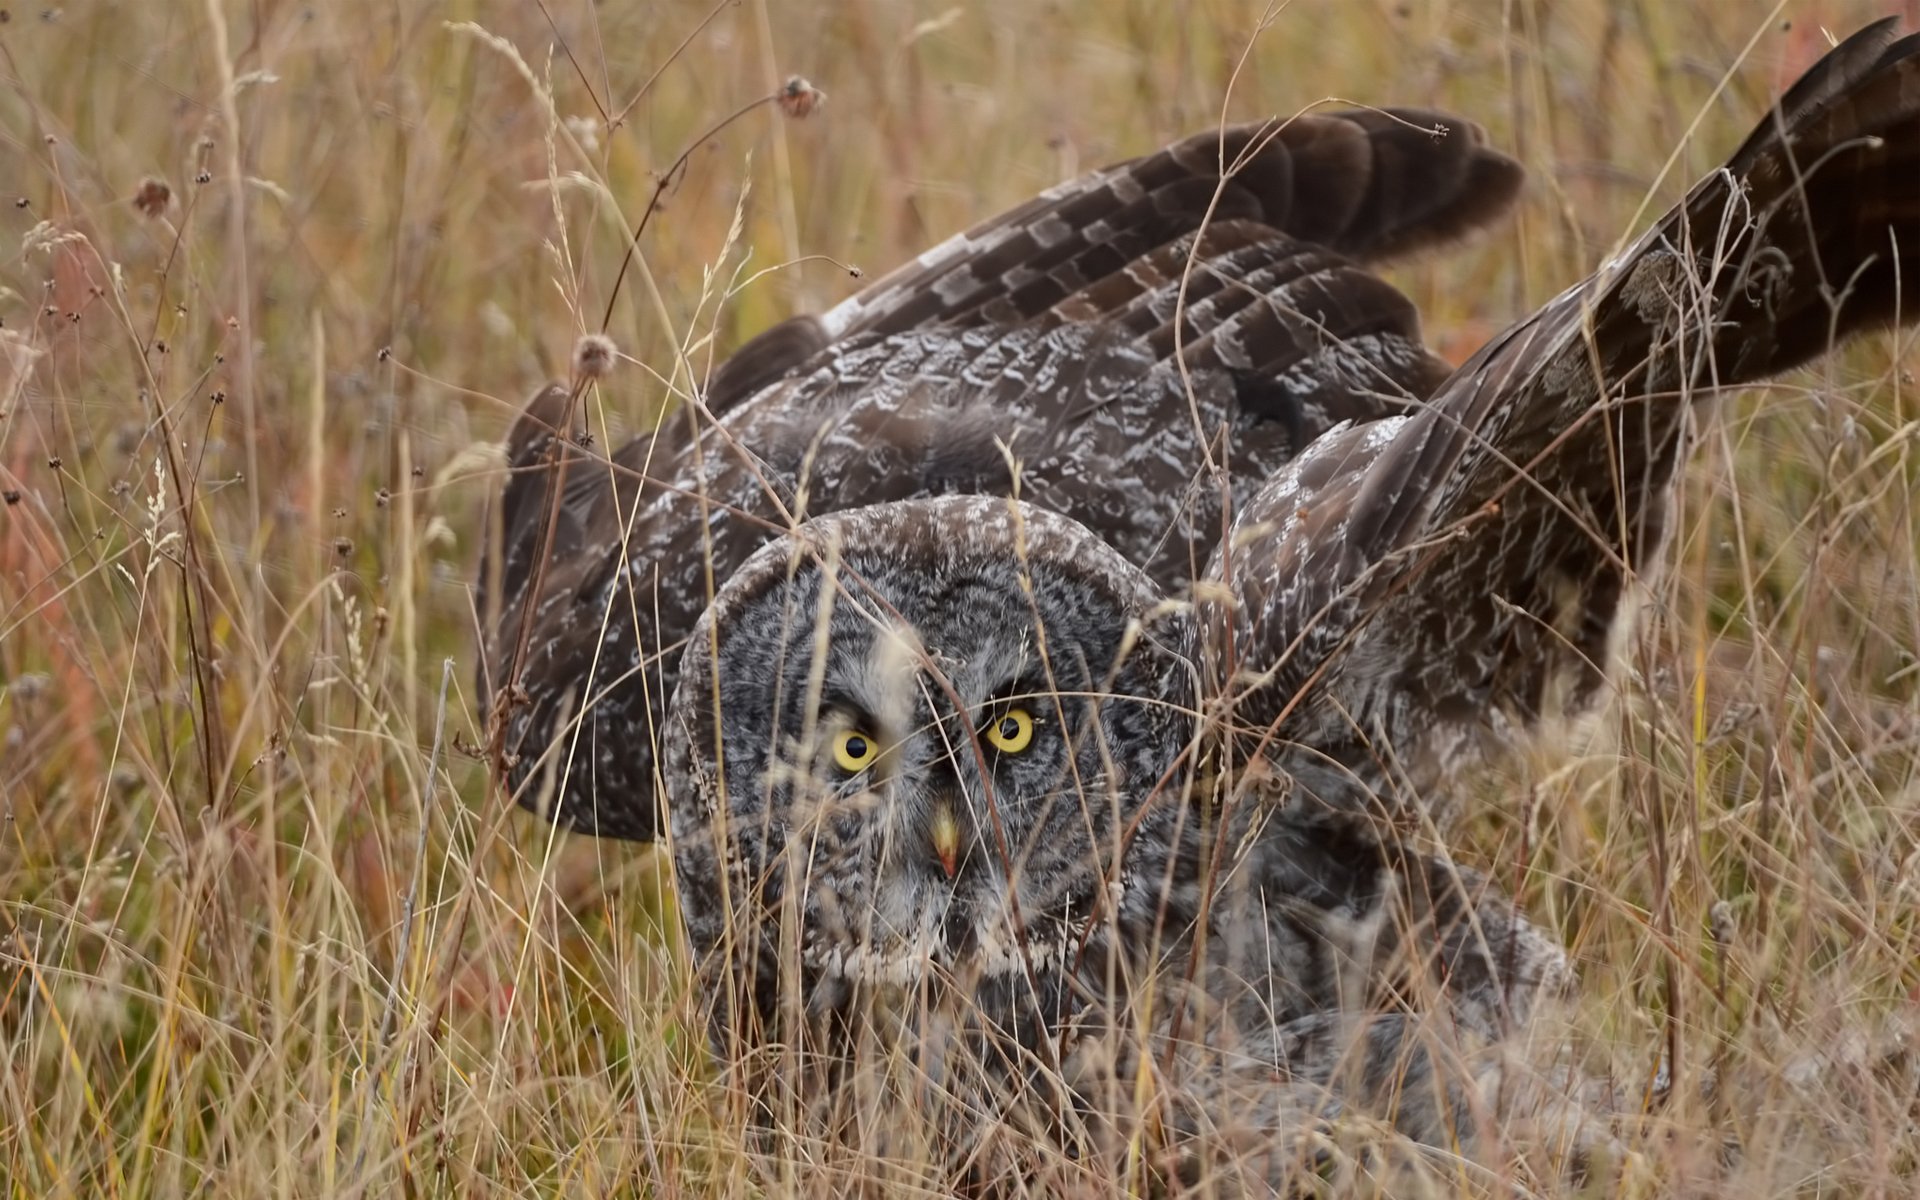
[3,0,1919,1194]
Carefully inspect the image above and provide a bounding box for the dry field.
[4,0,1920,1194]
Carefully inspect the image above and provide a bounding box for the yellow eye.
[984,707,1035,754]
[832,728,880,773]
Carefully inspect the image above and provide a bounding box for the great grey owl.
[478,104,1525,841]
[484,19,1920,1188]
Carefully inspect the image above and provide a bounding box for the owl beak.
[930,797,962,880]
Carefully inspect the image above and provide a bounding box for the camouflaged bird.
[477,107,1525,841]
[482,18,1920,1187]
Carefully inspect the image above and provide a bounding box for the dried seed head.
[572,332,618,380]
[1709,900,1737,948]
[2,490,20,506]
[374,487,391,508]
[332,537,354,557]
[777,76,824,120]
[133,177,171,219]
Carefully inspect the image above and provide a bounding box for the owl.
[652,21,1912,1190]
[489,18,1920,1188]
[660,495,1578,1181]
[477,105,1525,841]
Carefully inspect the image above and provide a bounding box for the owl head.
[662,495,1196,1053]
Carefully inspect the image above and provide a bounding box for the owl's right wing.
[1206,19,1920,825]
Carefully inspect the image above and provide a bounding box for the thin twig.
[597,90,786,334]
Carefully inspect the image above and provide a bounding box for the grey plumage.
[480,19,1920,1189]
[660,496,1572,1182]
[665,498,1191,1049]
[479,109,1523,842]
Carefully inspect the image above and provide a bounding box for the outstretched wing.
[480,108,1525,841]
[1209,20,1920,826]
[704,110,1522,411]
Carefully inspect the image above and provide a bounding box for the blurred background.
[3,1,1917,1194]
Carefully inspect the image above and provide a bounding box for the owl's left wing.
[1206,19,1920,822]
[700,110,1521,416]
